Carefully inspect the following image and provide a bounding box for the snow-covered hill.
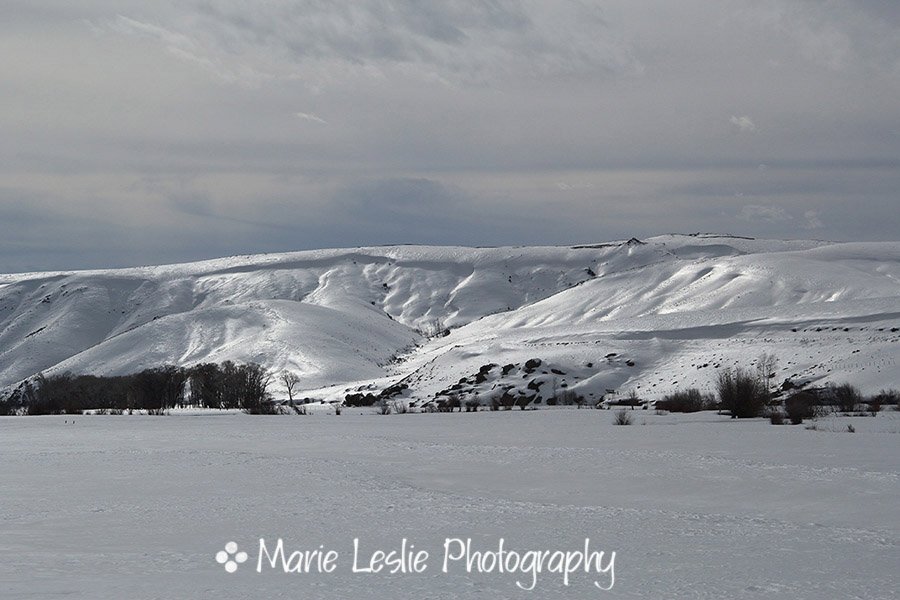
[2,235,899,401]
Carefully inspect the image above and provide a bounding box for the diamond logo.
[215,541,248,573]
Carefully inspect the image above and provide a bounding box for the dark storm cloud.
[0,1,898,272]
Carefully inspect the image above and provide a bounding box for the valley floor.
[1,411,898,599]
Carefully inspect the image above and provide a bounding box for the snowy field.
[2,411,898,599]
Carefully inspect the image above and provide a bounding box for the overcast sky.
[2,1,899,272]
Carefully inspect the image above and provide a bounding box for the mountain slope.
[2,235,898,401]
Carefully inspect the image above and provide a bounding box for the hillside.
[2,234,899,403]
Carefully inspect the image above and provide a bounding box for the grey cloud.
[325,177,624,248]
[0,1,115,27]
[769,0,900,72]
[329,178,477,244]
[856,1,900,25]
[666,163,900,200]
[100,1,634,85]
[730,116,757,134]
[0,192,151,272]
[738,205,793,223]
[168,192,216,218]
[337,178,466,212]
[802,210,825,230]
[295,112,327,125]
[1,1,899,272]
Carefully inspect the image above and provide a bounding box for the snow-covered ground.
[2,235,899,403]
[2,411,898,599]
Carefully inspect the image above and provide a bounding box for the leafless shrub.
[656,388,716,413]
[785,391,815,425]
[831,383,863,413]
[613,409,633,425]
[717,367,766,418]
[871,389,899,406]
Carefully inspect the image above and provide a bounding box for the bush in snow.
[785,391,816,425]
[830,383,863,414]
[344,392,379,407]
[613,410,633,425]
[656,388,716,413]
[242,402,280,415]
[436,395,461,412]
[868,389,898,415]
[716,367,766,418]
[552,389,586,407]
[607,390,643,409]
[870,389,899,405]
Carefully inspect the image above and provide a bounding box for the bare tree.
[240,363,273,413]
[756,352,779,403]
[280,371,301,404]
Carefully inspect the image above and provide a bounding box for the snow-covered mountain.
[2,234,899,402]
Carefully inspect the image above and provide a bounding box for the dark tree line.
[0,361,272,415]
